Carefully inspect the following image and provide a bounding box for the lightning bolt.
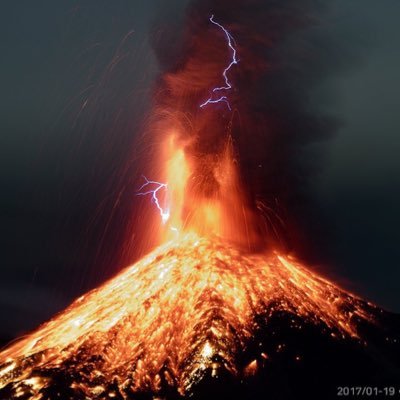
[200,15,238,111]
[137,176,170,223]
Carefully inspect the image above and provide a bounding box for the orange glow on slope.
[0,234,373,397]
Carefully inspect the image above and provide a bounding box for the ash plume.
[147,0,342,258]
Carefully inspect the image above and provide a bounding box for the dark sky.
[0,0,399,342]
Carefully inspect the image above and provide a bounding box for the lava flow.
[1,5,399,400]
[0,232,374,399]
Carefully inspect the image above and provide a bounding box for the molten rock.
[0,234,399,399]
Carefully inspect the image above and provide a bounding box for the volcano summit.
[1,234,399,399]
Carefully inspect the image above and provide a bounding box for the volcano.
[2,3,400,399]
[1,234,399,400]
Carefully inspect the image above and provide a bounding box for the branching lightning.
[137,176,170,223]
[200,15,238,111]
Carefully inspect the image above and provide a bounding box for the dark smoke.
[147,0,344,260]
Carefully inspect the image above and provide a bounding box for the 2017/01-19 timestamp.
[337,387,400,397]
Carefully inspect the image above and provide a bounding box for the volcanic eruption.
[1,1,400,399]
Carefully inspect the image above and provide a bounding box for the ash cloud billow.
[147,0,343,259]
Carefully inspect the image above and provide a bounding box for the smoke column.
[137,0,338,259]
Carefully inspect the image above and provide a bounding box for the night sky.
[1,0,399,344]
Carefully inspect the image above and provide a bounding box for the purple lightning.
[200,15,238,111]
[137,176,170,223]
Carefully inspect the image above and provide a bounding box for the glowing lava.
[0,234,372,398]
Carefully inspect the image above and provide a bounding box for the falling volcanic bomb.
[1,1,400,400]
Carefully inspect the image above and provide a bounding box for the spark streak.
[137,176,170,223]
[200,15,238,110]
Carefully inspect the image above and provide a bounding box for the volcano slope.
[0,234,399,400]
